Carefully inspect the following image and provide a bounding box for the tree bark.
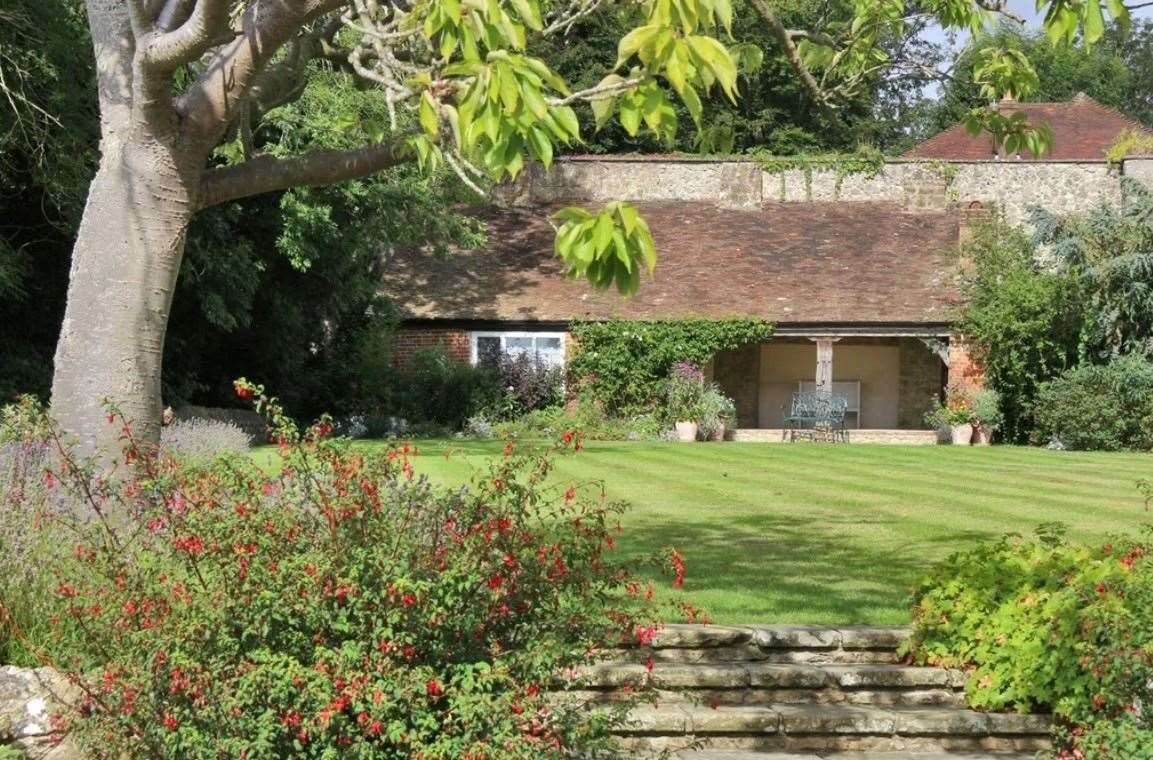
[52,134,200,455]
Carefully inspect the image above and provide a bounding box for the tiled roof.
[380,202,961,325]
[905,94,1147,161]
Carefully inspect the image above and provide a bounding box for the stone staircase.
[573,624,1051,758]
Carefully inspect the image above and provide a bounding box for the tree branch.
[143,0,235,70]
[198,139,412,208]
[177,0,346,143]
[750,0,842,126]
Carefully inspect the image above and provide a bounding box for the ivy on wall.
[752,147,886,201]
[568,318,774,415]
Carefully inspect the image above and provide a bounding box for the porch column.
[810,337,840,397]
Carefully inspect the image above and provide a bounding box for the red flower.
[503,441,515,457]
[564,486,575,503]
[233,380,254,400]
[526,683,540,697]
[670,549,686,588]
[426,679,443,698]
[401,593,417,606]
[162,713,179,731]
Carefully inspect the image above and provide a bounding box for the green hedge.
[568,319,773,415]
[1034,355,1153,450]
[905,525,1153,758]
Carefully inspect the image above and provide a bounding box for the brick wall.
[947,336,986,392]
[393,327,471,366]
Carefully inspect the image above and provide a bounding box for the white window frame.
[470,331,567,367]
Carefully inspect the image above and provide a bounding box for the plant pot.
[674,421,698,442]
[972,425,993,446]
[950,423,974,445]
[710,423,727,442]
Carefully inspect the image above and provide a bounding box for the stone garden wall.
[508,155,1148,226]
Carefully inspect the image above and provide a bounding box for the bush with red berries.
[15,381,677,759]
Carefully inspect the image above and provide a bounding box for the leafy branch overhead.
[123,0,1140,297]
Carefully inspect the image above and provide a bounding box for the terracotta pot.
[710,423,727,442]
[972,425,993,446]
[951,423,974,445]
[674,421,699,442]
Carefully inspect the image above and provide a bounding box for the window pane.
[476,336,501,367]
[505,336,533,350]
[535,337,562,350]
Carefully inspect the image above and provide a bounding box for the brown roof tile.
[380,202,961,325]
[905,95,1147,161]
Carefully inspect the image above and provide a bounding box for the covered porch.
[707,327,955,444]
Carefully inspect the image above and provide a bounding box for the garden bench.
[783,391,848,442]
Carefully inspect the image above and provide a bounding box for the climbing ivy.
[568,318,773,415]
[751,148,886,201]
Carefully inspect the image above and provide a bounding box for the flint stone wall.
[510,156,1149,225]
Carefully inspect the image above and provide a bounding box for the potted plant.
[925,387,976,445]
[697,384,736,441]
[667,362,705,442]
[970,388,1003,445]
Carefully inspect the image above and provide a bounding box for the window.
[471,331,566,368]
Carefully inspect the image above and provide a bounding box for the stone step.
[615,704,1051,755]
[617,625,911,665]
[572,663,966,706]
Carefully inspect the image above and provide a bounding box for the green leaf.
[619,96,642,136]
[528,127,553,168]
[1083,0,1104,45]
[593,213,614,254]
[509,0,543,30]
[616,25,658,68]
[551,106,581,142]
[419,91,440,137]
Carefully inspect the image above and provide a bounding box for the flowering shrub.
[486,352,565,421]
[924,386,976,428]
[666,362,705,422]
[9,383,679,758]
[905,524,1153,758]
[160,417,251,460]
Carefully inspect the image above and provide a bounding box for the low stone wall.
[509,155,1147,227]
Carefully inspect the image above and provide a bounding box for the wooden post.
[812,338,839,397]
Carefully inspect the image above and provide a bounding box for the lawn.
[269,441,1153,626]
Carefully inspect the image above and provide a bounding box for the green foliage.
[969,388,1004,431]
[1033,177,1153,360]
[21,389,675,758]
[958,219,1083,443]
[394,347,503,430]
[665,362,707,422]
[695,383,736,439]
[1034,355,1153,451]
[924,387,976,428]
[485,398,665,442]
[568,319,773,415]
[906,525,1153,757]
[169,72,487,420]
[0,0,97,400]
[554,203,656,295]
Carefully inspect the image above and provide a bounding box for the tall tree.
[52,0,1130,453]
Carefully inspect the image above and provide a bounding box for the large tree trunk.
[51,133,199,455]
